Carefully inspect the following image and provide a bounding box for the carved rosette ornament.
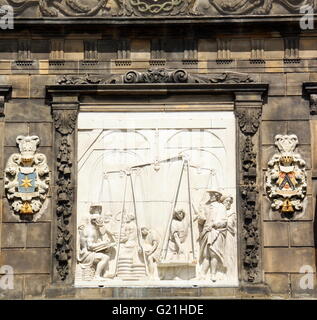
[235,106,262,283]
[265,134,307,218]
[4,135,50,222]
[53,108,78,280]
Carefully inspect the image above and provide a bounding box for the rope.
[186,160,195,261]
[129,173,149,276]
[161,159,186,261]
[114,173,128,277]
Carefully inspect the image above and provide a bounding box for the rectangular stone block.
[263,222,289,247]
[31,40,50,60]
[98,40,117,60]
[265,273,289,294]
[260,73,286,96]
[171,288,199,297]
[262,96,310,121]
[64,40,84,60]
[199,287,236,298]
[30,76,57,98]
[4,75,30,98]
[290,222,314,247]
[0,248,51,274]
[29,122,53,147]
[261,121,287,145]
[25,275,50,299]
[263,248,315,273]
[286,73,309,96]
[0,39,17,60]
[198,39,217,60]
[261,145,277,170]
[5,99,52,121]
[75,288,113,299]
[287,121,310,145]
[131,39,150,60]
[290,273,316,298]
[296,145,311,169]
[0,275,24,300]
[1,223,27,248]
[265,38,284,59]
[26,223,51,248]
[4,123,29,146]
[311,120,317,171]
[231,39,250,59]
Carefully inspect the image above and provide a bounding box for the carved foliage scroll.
[7,0,313,17]
[53,109,78,280]
[236,106,262,283]
[57,69,254,85]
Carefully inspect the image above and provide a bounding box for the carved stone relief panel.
[265,134,307,219]
[75,111,238,287]
[7,0,313,17]
[4,135,50,222]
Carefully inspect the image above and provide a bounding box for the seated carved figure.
[78,205,116,280]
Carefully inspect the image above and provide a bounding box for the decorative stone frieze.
[57,69,254,85]
[51,97,79,281]
[8,0,312,17]
[235,92,264,284]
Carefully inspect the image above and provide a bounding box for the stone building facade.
[0,0,316,299]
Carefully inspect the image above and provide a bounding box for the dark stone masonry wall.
[0,18,316,299]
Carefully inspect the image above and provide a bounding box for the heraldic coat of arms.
[265,134,307,217]
[4,135,50,221]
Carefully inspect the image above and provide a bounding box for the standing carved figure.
[222,195,237,280]
[140,227,161,280]
[196,190,228,282]
[78,205,116,280]
[166,209,189,262]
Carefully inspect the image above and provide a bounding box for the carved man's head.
[16,135,40,165]
[174,209,185,221]
[221,196,234,210]
[275,134,298,153]
[125,213,135,223]
[141,227,149,237]
[89,205,103,227]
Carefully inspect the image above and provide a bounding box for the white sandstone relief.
[75,111,238,287]
[4,135,50,222]
[265,134,307,218]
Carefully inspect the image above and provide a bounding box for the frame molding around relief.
[46,79,268,293]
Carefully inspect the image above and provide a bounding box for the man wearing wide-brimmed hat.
[195,190,228,282]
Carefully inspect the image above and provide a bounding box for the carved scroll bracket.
[303,83,317,115]
[234,92,264,286]
[51,94,79,282]
[0,86,12,117]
